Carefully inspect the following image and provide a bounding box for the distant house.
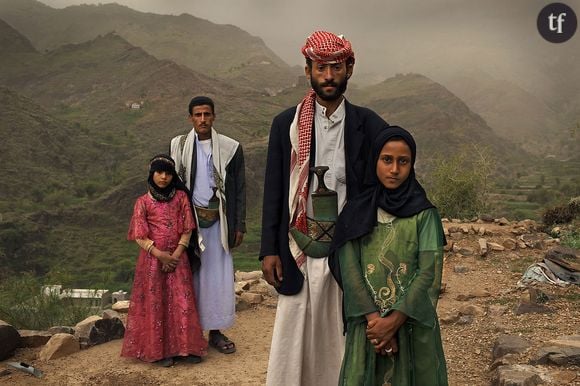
[130,102,141,110]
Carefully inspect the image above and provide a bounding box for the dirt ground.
[1,221,579,385]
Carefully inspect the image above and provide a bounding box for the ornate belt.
[195,205,219,228]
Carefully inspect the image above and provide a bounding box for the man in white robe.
[260,31,388,386]
[171,96,246,354]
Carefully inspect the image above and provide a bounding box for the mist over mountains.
[0,0,577,286]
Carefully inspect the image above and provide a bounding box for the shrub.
[426,144,495,219]
[0,273,95,330]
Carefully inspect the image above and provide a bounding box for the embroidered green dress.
[338,207,448,386]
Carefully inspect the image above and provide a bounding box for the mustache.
[320,82,338,87]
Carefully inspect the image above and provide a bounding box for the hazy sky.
[37,0,579,85]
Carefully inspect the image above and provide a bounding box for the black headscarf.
[147,154,188,202]
[330,126,435,254]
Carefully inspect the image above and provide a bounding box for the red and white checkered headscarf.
[301,31,355,64]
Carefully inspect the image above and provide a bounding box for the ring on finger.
[372,339,378,345]
[385,347,393,353]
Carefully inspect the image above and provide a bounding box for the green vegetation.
[0,273,96,330]
[426,145,494,219]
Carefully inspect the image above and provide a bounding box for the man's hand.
[233,231,244,248]
[261,255,283,287]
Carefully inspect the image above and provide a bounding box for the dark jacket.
[259,100,388,295]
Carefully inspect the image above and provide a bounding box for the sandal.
[209,332,236,354]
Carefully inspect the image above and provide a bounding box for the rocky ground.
[1,218,579,385]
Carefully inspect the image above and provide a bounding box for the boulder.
[48,326,75,335]
[88,318,125,346]
[18,330,52,348]
[74,315,102,340]
[492,335,531,360]
[102,309,121,320]
[0,320,20,361]
[491,365,543,386]
[112,300,130,313]
[240,292,263,305]
[39,333,80,361]
[234,270,263,282]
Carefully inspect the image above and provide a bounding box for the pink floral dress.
[121,190,207,362]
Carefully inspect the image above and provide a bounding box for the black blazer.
[259,100,388,295]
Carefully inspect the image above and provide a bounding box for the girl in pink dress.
[121,154,207,367]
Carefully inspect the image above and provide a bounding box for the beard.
[311,76,348,101]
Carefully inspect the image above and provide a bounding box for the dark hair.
[305,57,355,69]
[188,96,215,116]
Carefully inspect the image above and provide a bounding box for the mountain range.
[0,0,573,287]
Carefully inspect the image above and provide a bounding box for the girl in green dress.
[330,126,448,386]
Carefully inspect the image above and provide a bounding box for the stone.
[459,304,485,316]
[39,333,80,361]
[88,318,125,346]
[451,218,461,223]
[453,265,469,273]
[492,335,531,360]
[460,226,470,234]
[443,241,453,252]
[513,302,553,315]
[447,226,459,233]
[545,246,580,260]
[497,217,510,226]
[535,346,580,366]
[102,309,121,320]
[478,227,486,236]
[18,330,52,348]
[250,280,278,297]
[439,311,460,324]
[235,296,251,312]
[0,320,20,361]
[488,242,505,251]
[74,315,102,340]
[480,214,494,222]
[491,365,543,386]
[234,270,263,282]
[111,290,128,303]
[235,280,251,295]
[48,326,75,335]
[458,247,474,256]
[240,292,263,305]
[455,293,474,301]
[502,238,517,250]
[489,353,519,371]
[478,238,488,256]
[456,315,473,325]
[526,288,549,304]
[517,240,527,249]
[112,300,130,313]
[450,232,463,239]
[534,336,580,366]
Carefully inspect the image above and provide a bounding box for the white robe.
[266,100,347,386]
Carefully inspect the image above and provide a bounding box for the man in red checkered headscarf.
[260,31,388,386]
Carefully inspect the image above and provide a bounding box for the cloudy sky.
[37,0,579,87]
